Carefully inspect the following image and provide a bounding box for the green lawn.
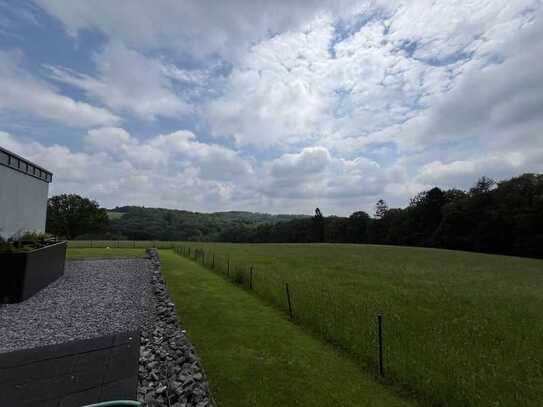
[177,243,543,406]
[66,247,146,259]
[160,250,415,407]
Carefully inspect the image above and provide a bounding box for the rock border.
[138,249,215,407]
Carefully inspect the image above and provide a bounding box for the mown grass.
[175,243,543,407]
[66,247,146,259]
[159,250,416,407]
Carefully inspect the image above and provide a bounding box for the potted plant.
[0,232,67,303]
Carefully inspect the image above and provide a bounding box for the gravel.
[0,251,215,407]
[0,258,153,353]
[138,249,215,407]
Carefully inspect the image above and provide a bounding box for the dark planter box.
[0,241,67,303]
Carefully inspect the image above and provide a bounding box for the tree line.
[46,173,543,258]
[227,174,543,258]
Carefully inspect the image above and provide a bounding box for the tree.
[313,208,325,242]
[408,187,447,245]
[470,176,495,195]
[374,199,388,219]
[46,194,110,239]
[348,211,370,243]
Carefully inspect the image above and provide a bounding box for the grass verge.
[159,250,416,407]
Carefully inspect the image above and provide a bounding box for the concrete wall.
[0,165,49,239]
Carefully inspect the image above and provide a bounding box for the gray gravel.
[138,249,215,407]
[0,258,153,353]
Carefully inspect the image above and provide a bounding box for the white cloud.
[271,146,332,178]
[85,127,132,152]
[393,8,543,174]
[261,146,391,201]
[33,0,361,60]
[416,150,543,189]
[0,50,119,127]
[83,127,253,180]
[46,42,193,121]
[2,1,542,216]
[0,129,255,211]
[207,16,336,148]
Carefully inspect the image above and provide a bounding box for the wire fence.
[177,245,387,377]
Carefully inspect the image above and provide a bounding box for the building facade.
[0,147,52,239]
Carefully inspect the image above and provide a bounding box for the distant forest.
[49,173,543,258]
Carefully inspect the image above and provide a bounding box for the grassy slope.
[66,247,145,259]
[160,250,415,407]
[178,243,543,406]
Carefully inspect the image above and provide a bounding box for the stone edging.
[138,249,215,407]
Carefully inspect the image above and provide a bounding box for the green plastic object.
[81,401,141,407]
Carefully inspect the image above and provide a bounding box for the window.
[0,151,8,165]
[9,157,19,168]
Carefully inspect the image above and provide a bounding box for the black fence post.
[249,266,253,289]
[227,256,230,277]
[212,254,215,269]
[285,283,293,320]
[378,314,384,377]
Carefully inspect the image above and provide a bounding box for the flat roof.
[0,146,53,183]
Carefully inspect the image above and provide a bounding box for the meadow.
[160,251,414,407]
[175,242,543,406]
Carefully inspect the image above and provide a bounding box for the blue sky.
[1,0,542,215]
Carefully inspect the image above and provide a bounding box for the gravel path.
[0,258,153,353]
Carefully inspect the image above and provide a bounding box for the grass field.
[160,250,415,407]
[175,243,543,406]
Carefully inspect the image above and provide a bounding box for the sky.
[0,0,542,216]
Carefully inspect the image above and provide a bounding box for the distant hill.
[103,206,309,241]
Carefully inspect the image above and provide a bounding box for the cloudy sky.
[1,0,542,215]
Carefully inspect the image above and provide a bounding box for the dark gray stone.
[138,249,215,407]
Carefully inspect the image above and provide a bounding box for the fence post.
[227,256,230,277]
[285,283,293,320]
[212,254,215,269]
[249,266,253,289]
[377,314,384,377]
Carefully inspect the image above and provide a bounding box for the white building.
[0,146,53,239]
